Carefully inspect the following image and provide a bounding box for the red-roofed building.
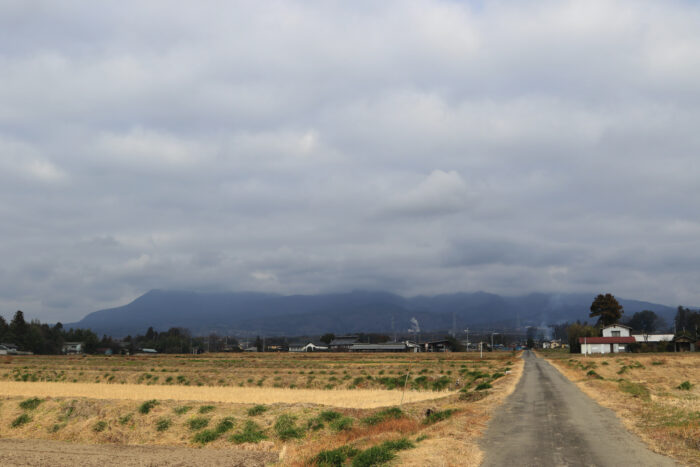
[579,325,636,354]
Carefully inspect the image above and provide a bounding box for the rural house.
[579,324,635,354]
[62,342,85,354]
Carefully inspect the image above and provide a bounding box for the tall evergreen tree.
[589,294,623,327]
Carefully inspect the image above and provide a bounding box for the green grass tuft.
[274,414,305,440]
[247,404,268,416]
[198,405,215,414]
[329,416,354,432]
[192,429,220,444]
[215,417,235,434]
[351,445,395,467]
[156,417,172,432]
[139,399,158,414]
[187,416,210,430]
[11,413,31,428]
[93,420,107,432]
[19,397,43,410]
[423,409,456,425]
[677,381,693,391]
[230,420,268,444]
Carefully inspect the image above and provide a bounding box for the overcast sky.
[2,0,700,322]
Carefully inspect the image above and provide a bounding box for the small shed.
[673,335,696,352]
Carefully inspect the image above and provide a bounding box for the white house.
[62,342,84,354]
[579,325,635,354]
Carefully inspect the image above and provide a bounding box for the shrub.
[192,429,220,444]
[677,381,693,391]
[491,372,505,380]
[198,405,215,414]
[19,397,43,410]
[423,409,456,425]
[274,414,304,440]
[11,413,31,428]
[247,405,268,416]
[118,414,133,425]
[93,421,107,432]
[651,360,665,366]
[351,446,395,467]
[586,370,603,379]
[475,382,492,391]
[139,399,158,414]
[173,405,192,415]
[156,418,172,432]
[314,446,360,466]
[329,416,353,432]
[187,417,210,430]
[230,420,267,444]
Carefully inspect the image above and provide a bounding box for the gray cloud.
[1,0,700,322]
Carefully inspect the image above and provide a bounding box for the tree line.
[0,310,100,354]
[0,310,230,355]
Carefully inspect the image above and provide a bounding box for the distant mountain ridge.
[65,290,682,337]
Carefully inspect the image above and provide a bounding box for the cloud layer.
[2,0,700,321]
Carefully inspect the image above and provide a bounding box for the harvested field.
[0,352,497,392]
[0,352,523,466]
[543,351,700,466]
[0,381,450,408]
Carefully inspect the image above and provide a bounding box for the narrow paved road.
[480,350,678,467]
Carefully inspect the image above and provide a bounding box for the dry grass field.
[543,351,700,466]
[0,351,523,466]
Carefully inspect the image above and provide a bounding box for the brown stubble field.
[0,351,523,466]
[543,351,700,466]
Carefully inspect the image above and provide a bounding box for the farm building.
[673,335,696,352]
[422,339,455,352]
[289,341,329,352]
[632,333,674,343]
[328,336,359,351]
[349,341,419,352]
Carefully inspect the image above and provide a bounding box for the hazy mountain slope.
[65,290,681,337]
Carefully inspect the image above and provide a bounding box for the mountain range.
[64,290,682,338]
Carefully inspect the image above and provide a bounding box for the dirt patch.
[0,438,278,467]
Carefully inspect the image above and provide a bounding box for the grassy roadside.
[541,351,699,466]
[288,352,525,466]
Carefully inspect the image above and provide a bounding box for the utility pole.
[464,328,469,351]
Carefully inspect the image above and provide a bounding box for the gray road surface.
[480,350,678,467]
[0,438,278,467]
